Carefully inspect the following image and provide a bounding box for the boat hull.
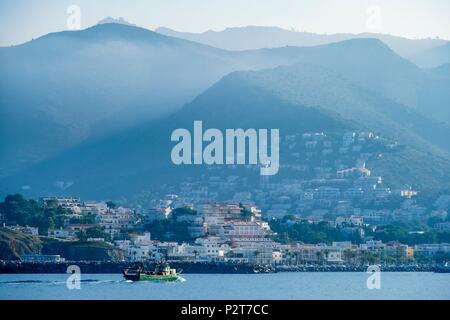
[123,268,181,281]
[139,273,180,281]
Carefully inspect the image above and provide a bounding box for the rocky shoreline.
[275,264,435,272]
[0,261,257,274]
[0,260,436,274]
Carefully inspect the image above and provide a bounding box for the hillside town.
[1,195,450,267]
[1,131,450,267]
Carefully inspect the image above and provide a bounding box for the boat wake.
[0,280,44,284]
[122,276,186,283]
[0,279,121,285]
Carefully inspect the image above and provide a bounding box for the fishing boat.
[434,261,450,273]
[123,262,182,281]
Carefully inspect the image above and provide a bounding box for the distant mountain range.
[1,22,450,199]
[428,63,450,79]
[0,23,314,176]
[97,17,136,27]
[3,56,450,199]
[411,42,450,68]
[155,25,448,62]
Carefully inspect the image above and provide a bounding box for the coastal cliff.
[0,229,43,260]
[0,228,124,261]
[42,238,125,261]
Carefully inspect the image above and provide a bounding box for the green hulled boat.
[123,262,181,282]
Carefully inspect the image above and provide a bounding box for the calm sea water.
[0,273,449,300]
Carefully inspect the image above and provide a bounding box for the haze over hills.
[97,17,137,27]
[427,63,450,79]
[0,23,312,176]
[3,43,450,199]
[250,39,450,127]
[0,79,352,199]
[411,42,450,68]
[155,28,450,125]
[1,23,450,199]
[155,25,448,59]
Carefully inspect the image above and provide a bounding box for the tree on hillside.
[0,194,69,234]
[106,201,116,209]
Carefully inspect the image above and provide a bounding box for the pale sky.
[0,0,449,46]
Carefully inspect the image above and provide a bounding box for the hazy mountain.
[221,64,450,157]
[250,39,450,127]
[155,30,450,125]
[97,17,136,27]
[0,74,355,199]
[427,63,450,79]
[2,28,450,199]
[3,58,450,199]
[411,42,450,68]
[155,25,447,58]
[0,23,308,176]
[3,23,447,180]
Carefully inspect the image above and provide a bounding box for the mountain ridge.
[0,23,310,176]
[2,59,450,199]
[155,25,448,58]
[2,23,450,199]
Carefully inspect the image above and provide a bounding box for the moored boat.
[253,264,277,273]
[434,262,450,273]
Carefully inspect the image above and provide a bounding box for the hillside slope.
[411,42,450,68]
[0,23,305,176]
[0,229,124,261]
[3,61,450,198]
[156,26,447,58]
[0,229,42,260]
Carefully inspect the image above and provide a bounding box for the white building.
[48,228,76,240]
[7,225,39,236]
[195,236,230,260]
[41,196,81,212]
[80,201,108,215]
[360,240,386,252]
[414,244,450,257]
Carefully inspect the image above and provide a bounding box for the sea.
[0,272,449,300]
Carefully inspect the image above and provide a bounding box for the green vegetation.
[69,214,97,225]
[42,238,124,261]
[76,227,111,242]
[270,217,450,246]
[0,194,69,234]
[144,220,195,243]
[270,219,362,244]
[239,203,253,221]
[171,207,197,219]
[368,148,450,190]
[105,201,116,209]
[367,221,450,245]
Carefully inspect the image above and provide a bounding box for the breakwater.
[0,260,435,274]
[0,261,256,274]
[275,264,434,272]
